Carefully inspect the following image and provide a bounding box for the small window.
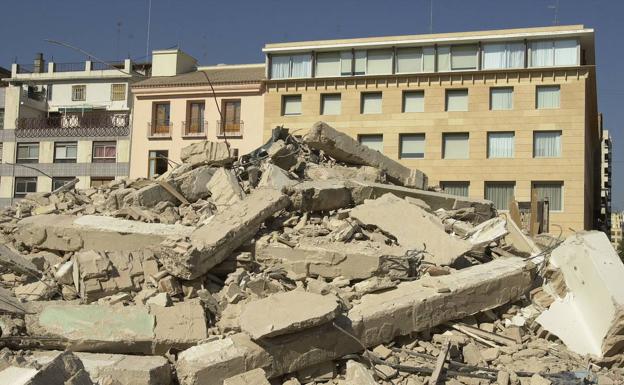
[441,181,470,197]
[485,182,515,211]
[490,88,513,110]
[403,91,424,113]
[321,94,341,115]
[90,177,114,188]
[451,45,478,70]
[399,134,425,159]
[358,134,383,153]
[54,142,77,163]
[92,141,116,163]
[533,182,564,211]
[445,89,468,111]
[282,95,302,116]
[533,131,562,158]
[72,85,86,101]
[16,143,39,163]
[361,92,382,114]
[0,108,4,129]
[148,150,169,178]
[536,85,560,109]
[443,133,469,159]
[111,84,126,101]
[52,177,75,191]
[14,177,37,198]
[366,49,393,75]
[487,132,515,158]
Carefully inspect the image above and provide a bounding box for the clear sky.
[0,0,622,210]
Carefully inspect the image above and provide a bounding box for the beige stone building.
[612,211,623,251]
[129,50,264,179]
[262,25,600,233]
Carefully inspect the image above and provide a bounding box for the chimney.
[33,53,45,73]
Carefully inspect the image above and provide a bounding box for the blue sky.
[0,0,622,210]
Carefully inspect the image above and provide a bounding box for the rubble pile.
[0,121,622,384]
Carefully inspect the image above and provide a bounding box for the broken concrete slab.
[159,189,291,280]
[14,281,56,302]
[0,287,28,314]
[350,193,471,265]
[305,164,382,184]
[223,368,270,385]
[0,351,95,385]
[289,180,353,212]
[125,184,178,208]
[303,122,427,189]
[180,141,235,167]
[0,244,42,278]
[239,291,341,339]
[258,164,297,191]
[345,360,376,385]
[206,168,245,209]
[174,166,218,203]
[536,231,624,357]
[466,217,509,247]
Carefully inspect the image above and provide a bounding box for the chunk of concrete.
[12,351,95,385]
[159,189,291,280]
[223,368,270,385]
[0,287,28,314]
[0,244,42,278]
[125,184,178,208]
[180,141,235,166]
[288,180,353,212]
[303,122,427,189]
[305,164,382,183]
[258,164,297,191]
[466,216,509,247]
[14,281,56,302]
[174,166,218,203]
[536,231,624,357]
[239,291,340,339]
[350,193,471,265]
[206,168,245,209]
[345,360,376,385]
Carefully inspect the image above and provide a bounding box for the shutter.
[400,134,425,158]
[443,133,469,159]
[403,91,424,112]
[367,49,393,75]
[490,88,513,110]
[396,48,422,73]
[316,52,340,77]
[446,89,468,111]
[451,45,477,70]
[321,94,341,115]
[361,93,382,114]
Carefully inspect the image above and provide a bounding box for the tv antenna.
[146,0,152,60]
[429,0,434,33]
[548,0,560,25]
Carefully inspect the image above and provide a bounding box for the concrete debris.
[205,168,245,209]
[223,368,270,385]
[180,140,235,166]
[344,360,376,385]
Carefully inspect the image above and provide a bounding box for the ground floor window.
[441,181,470,197]
[52,177,75,191]
[148,150,169,178]
[532,181,564,211]
[14,177,37,198]
[485,181,515,211]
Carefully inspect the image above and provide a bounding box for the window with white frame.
[482,42,525,69]
[16,143,39,163]
[361,92,382,114]
[72,85,86,101]
[441,181,470,197]
[399,134,425,159]
[487,132,515,158]
[536,85,560,109]
[530,39,578,67]
[403,91,424,113]
[396,48,422,73]
[490,87,513,110]
[282,95,302,116]
[358,134,383,152]
[533,181,563,211]
[533,131,562,158]
[54,142,77,163]
[14,177,37,198]
[485,182,515,211]
[321,94,341,115]
[451,45,478,70]
[316,52,340,77]
[92,141,117,163]
[270,54,312,79]
[443,133,469,159]
[366,49,393,75]
[445,89,468,111]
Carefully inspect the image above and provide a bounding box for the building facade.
[612,211,623,251]
[262,25,600,233]
[129,49,264,179]
[600,128,613,235]
[0,54,148,205]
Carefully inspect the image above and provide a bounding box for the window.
[222,100,242,135]
[536,85,560,109]
[488,132,515,158]
[340,51,353,76]
[403,91,424,113]
[16,143,39,163]
[52,177,75,191]
[358,134,383,152]
[110,84,126,101]
[54,142,77,163]
[270,54,312,79]
[445,89,468,111]
[399,134,425,159]
[366,49,393,75]
[533,182,564,211]
[451,45,478,70]
[482,42,525,69]
[187,101,206,134]
[423,47,435,72]
[14,177,37,198]
[0,108,4,129]
[321,94,341,115]
[490,88,513,110]
[396,48,422,74]
[530,39,578,67]
[361,92,382,114]
[148,150,169,178]
[92,141,116,163]
[443,133,469,159]
[91,177,114,188]
[534,131,562,158]
[485,182,515,211]
[72,85,86,101]
[441,182,469,197]
[282,95,302,116]
[316,52,340,77]
[151,102,171,135]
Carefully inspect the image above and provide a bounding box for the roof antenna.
[548,0,560,25]
[429,0,434,33]
[145,0,152,60]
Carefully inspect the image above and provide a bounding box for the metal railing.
[216,120,244,137]
[16,64,35,74]
[91,61,124,71]
[54,62,85,72]
[17,112,130,130]
[148,121,172,138]
[182,120,207,137]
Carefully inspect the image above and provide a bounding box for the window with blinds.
[316,52,340,77]
[361,92,382,114]
[533,131,562,158]
[451,45,478,70]
[485,182,515,211]
[490,87,513,110]
[271,54,312,79]
[110,84,126,101]
[446,89,468,111]
[487,132,515,158]
[321,94,341,115]
[403,91,424,113]
[399,134,425,159]
[533,182,563,211]
[482,42,525,69]
[441,181,470,197]
[536,85,560,109]
[282,95,302,116]
[358,134,383,152]
[530,39,578,67]
[396,48,422,73]
[366,49,393,75]
[443,133,469,159]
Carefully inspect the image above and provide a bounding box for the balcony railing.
[216,120,244,138]
[15,112,130,138]
[148,121,172,138]
[53,62,86,72]
[182,120,207,137]
[15,64,35,74]
[91,61,124,71]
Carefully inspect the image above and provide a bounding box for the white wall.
[47,80,130,111]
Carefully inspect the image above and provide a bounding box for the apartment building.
[0,66,10,131]
[262,25,600,233]
[0,54,149,205]
[600,128,613,235]
[612,211,623,251]
[129,49,264,178]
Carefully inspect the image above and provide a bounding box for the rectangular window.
[536,85,560,109]
[354,50,367,75]
[0,108,4,129]
[534,131,562,158]
[187,101,206,134]
[443,133,469,159]
[282,95,302,116]
[399,134,425,159]
[152,102,171,135]
[14,177,37,198]
[396,48,422,73]
[110,84,126,101]
[358,134,383,152]
[366,49,393,75]
[54,142,77,163]
[270,54,312,79]
[92,141,116,163]
[530,39,578,67]
[403,91,424,113]
[316,52,340,77]
[423,47,436,72]
[485,182,515,211]
[321,94,341,115]
[72,85,86,101]
[533,182,564,211]
[445,89,468,111]
[437,46,451,72]
[482,42,525,69]
[340,51,353,76]
[148,150,169,178]
[222,100,242,135]
[441,181,469,197]
[361,92,382,114]
[52,177,75,191]
[91,177,114,188]
[490,87,513,110]
[451,45,478,70]
[16,143,39,163]
[487,132,515,158]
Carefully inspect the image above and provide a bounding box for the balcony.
[182,120,208,138]
[53,62,86,72]
[15,112,130,138]
[217,120,244,138]
[148,121,172,139]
